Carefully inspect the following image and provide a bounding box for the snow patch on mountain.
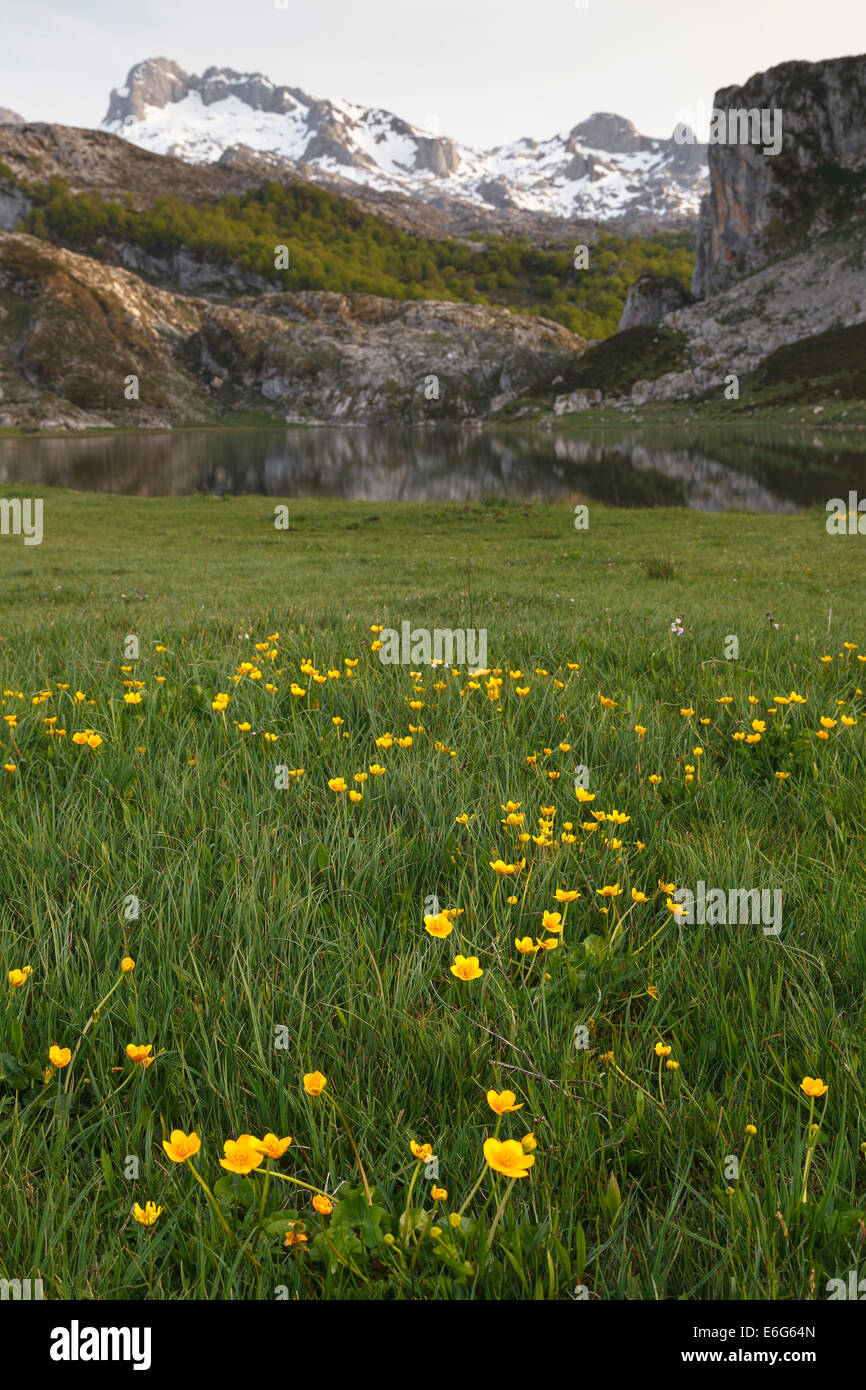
[102,58,707,227]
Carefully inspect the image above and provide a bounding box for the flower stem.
[486,1176,517,1252]
[801,1097,816,1203]
[401,1160,422,1250]
[187,1161,238,1245]
[259,1156,272,1225]
[328,1094,372,1205]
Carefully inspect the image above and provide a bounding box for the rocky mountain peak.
[0,106,25,124]
[571,112,643,154]
[104,58,190,125]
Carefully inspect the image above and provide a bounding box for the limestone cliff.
[693,53,866,298]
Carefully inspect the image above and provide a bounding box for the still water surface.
[1,425,864,512]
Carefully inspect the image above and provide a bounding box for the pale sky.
[0,0,863,146]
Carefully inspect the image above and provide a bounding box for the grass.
[1,493,865,1300]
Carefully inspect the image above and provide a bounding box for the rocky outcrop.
[0,122,272,208]
[0,231,584,429]
[0,107,24,124]
[104,58,193,126]
[618,274,694,330]
[553,389,602,415]
[693,53,866,297]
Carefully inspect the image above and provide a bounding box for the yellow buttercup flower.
[49,1045,71,1068]
[254,1133,293,1159]
[8,966,32,988]
[126,1043,154,1068]
[132,1201,163,1227]
[220,1134,265,1174]
[312,1194,333,1215]
[515,937,538,955]
[162,1129,201,1163]
[483,1137,535,1178]
[654,1042,672,1058]
[410,1140,436,1161]
[541,910,563,932]
[490,858,524,875]
[423,912,454,939]
[800,1076,828,1098]
[120,956,135,973]
[303,1070,327,1097]
[487,1089,524,1115]
[451,955,483,981]
[431,1185,448,1201]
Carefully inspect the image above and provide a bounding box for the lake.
[1,424,864,511]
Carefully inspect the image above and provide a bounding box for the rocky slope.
[0,120,597,244]
[100,57,707,231]
[0,231,583,429]
[0,108,24,124]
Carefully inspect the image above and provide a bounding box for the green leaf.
[262,1210,301,1237]
[575,1221,586,1279]
[605,1170,623,1223]
[213,1175,255,1208]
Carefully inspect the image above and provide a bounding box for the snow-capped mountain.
[102,58,707,228]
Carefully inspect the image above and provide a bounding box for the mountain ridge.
[101,56,707,230]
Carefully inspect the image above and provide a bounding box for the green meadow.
[1,491,864,1299]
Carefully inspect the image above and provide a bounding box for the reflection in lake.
[1,424,864,512]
